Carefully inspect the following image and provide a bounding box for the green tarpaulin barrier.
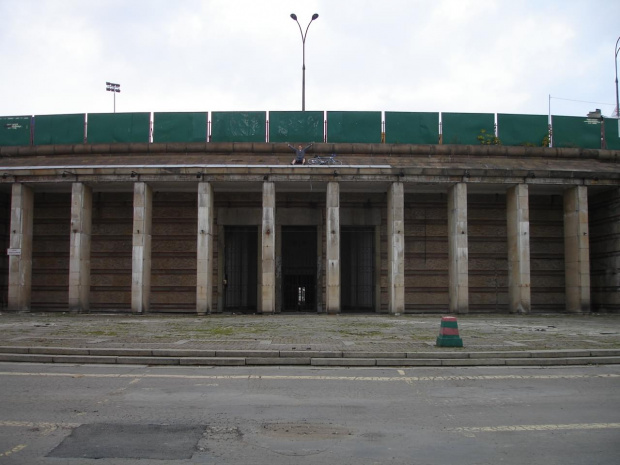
[604,118,620,150]
[34,114,85,145]
[552,115,602,149]
[87,113,151,144]
[153,112,207,143]
[211,111,266,143]
[441,112,495,145]
[269,111,323,143]
[326,111,382,143]
[497,113,549,147]
[0,116,31,146]
[385,112,439,144]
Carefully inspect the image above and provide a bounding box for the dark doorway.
[282,226,317,312]
[341,227,375,312]
[224,226,257,312]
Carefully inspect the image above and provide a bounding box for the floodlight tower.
[106,82,121,113]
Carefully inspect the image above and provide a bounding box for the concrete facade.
[0,142,618,314]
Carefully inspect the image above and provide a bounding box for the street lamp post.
[106,82,121,113]
[615,37,620,118]
[290,13,319,111]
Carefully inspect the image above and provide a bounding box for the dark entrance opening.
[282,226,317,312]
[224,226,257,312]
[342,227,375,312]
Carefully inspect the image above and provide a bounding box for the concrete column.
[8,183,34,312]
[316,224,324,313]
[507,184,531,314]
[564,186,591,313]
[387,182,405,314]
[68,183,92,313]
[326,182,340,314]
[261,182,276,314]
[131,182,152,314]
[216,224,225,313]
[196,182,214,315]
[448,183,469,314]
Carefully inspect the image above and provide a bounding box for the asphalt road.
[0,363,619,464]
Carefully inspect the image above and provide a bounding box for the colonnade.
[7,181,591,314]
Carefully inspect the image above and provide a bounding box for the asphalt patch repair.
[47,423,205,460]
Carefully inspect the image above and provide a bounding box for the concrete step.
[0,347,619,367]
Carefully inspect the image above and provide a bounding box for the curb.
[0,347,619,367]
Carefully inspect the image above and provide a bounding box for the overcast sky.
[1,0,619,118]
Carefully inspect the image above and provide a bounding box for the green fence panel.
[605,118,620,150]
[497,113,548,147]
[269,111,323,143]
[441,112,495,145]
[87,112,151,144]
[552,115,602,149]
[0,116,31,146]
[211,111,266,143]
[153,112,207,143]
[34,114,85,145]
[385,112,439,144]
[327,111,382,143]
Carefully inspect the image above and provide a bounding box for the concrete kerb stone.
[529,350,591,358]
[179,357,246,366]
[52,355,117,364]
[441,358,506,367]
[246,357,311,366]
[0,354,55,363]
[564,356,620,365]
[88,348,154,357]
[590,349,620,357]
[279,350,341,358]
[116,357,180,365]
[151,349,217,357]
[29,347,90,356]
[343,352,407,359]
[311,358,376,367]
[468,351,532,359]
[0,347,33,354]
[376,359,442,367]
[406,352,469,359]
[215,350,280,358]
[506,358,567,366]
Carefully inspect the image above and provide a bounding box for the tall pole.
[291,13,319,111]
[106,82,121,113]
[615,36,620,118]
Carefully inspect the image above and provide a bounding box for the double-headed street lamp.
[106,82,121,113]
[290,13,319,111]
[615,37,620,118]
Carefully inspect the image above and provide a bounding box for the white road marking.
[0,444,27,457]
[450,423,620,433]
[0,420,79,435]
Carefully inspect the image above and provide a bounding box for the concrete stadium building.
[0,111,619,315]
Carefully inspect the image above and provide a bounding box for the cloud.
[0,0,618,117]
